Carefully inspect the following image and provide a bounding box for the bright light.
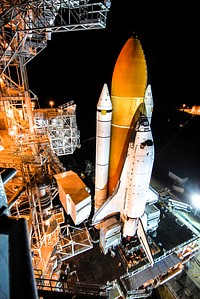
[7,109,13,118]
[9,129,15,137]
[191,194,200,209]
[49,100,54,108]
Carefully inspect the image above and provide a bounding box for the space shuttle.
[93,103,154,266]
[92,35,156,266]
[93,111,154,228]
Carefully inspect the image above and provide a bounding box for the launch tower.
[0,2,110,297]
[0,0,110,200]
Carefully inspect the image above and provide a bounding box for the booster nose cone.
[97,83,112,111]
[144,84,154,124]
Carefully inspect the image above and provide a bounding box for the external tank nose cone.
[111,36,147,98]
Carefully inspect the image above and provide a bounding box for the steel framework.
[0,0,110,281]
[0,0,110,154]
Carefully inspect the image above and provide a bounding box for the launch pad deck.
[52,203,200,298]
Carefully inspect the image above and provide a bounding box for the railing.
[35,276,107,297]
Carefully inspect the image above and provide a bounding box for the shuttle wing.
[92,180,125,224]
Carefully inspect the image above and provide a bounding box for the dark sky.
[27,1,200,138]
[28,1,200,106]
[26,1,200,186]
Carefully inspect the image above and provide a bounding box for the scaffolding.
[0,0,110,153]
[0,0,110,202]
[0,0,110,291]
[33,101,80,156]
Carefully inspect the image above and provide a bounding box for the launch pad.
[1,3,200,298]
[33,200,199,298]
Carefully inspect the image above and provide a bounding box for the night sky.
[27,1,200,185]
[27,1,200,111]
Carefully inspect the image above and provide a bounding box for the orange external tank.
[108,35,147,195]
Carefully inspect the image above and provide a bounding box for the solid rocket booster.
[144,84,153,125]
[92,114,155,266]
[95,84,112,210]
[108,35,147,195]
